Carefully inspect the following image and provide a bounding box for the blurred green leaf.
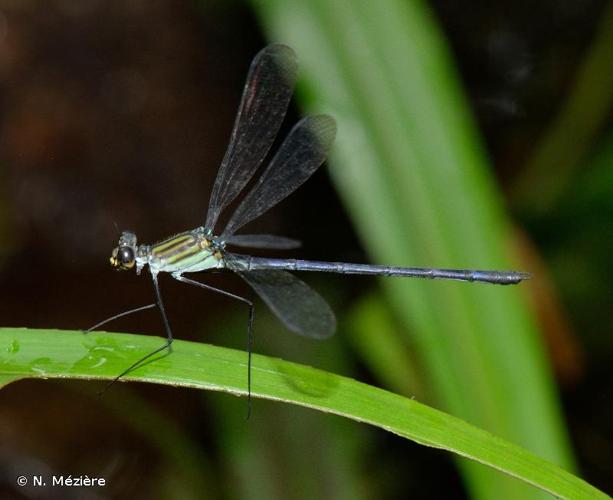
[347,293,424,398]
[250,0,576,498]
[0,328,606,499]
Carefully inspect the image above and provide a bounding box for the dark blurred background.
[0,0,611,498]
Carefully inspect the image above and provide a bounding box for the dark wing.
[226,254,335,338]
[221,115,336,237]
[204,44,298,232]
[224,234,301,250]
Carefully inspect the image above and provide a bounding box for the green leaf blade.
[0,328,607,499]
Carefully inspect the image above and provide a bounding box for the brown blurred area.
[0,0,332,327]
[0,2,280,498]
[0,2,361,498]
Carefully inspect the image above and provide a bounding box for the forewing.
[232,266,336,339]
[205,44,298,231]
[225,234,301,250]
[222,115,336,237]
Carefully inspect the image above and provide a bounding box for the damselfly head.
[110,231,138,271]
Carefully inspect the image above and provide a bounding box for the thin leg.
[86,303,157,333]
[101,274,173,393]
[172,274,255,418]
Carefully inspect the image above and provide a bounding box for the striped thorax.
[110,227,226,276]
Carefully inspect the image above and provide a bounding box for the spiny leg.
[172,274,255,418]
[85,303,157,333]
[101,273,173,393]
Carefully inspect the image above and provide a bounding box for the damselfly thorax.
[110,228,226,275]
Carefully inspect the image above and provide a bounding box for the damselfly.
[90,44,530,401]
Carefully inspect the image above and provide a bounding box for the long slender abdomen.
[237,256,531,285]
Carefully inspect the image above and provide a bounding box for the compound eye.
[110,246,135,270]
[118,247,135,267]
